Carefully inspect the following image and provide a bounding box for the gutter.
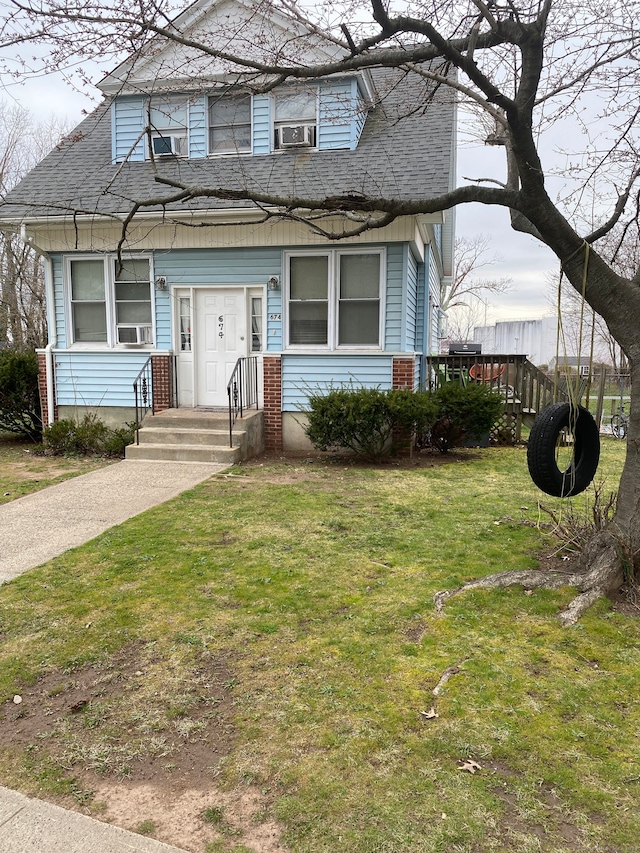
[20,225,56,426]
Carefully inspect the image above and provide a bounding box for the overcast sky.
[1,67,558,326]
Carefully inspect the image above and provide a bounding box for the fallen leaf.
[458,759,482,774]
[525,590,533,596]
[420,707,439,719]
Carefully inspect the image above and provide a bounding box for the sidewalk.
[0,458,226,850]
[0,786,188,852]
[0,458,226,583]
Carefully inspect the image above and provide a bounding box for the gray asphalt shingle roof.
[0,67,455,224]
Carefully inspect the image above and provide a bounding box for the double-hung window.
[274,89,317,149]
[114,260,153,344]
[70,259,108,343]
[68,256,153,347]
[148,96,188,157]
[286,250,383,349]
[208,93,252,154]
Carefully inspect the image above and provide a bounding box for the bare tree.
[0,101,67,349]
[2,0,640,620]
[442,295,491,348]
[443,234,511,314]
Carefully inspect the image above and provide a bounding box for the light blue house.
[0,0,455,455]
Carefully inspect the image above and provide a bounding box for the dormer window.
[208,94,252,155]
[274,89,317,150]
[148,96,188,158]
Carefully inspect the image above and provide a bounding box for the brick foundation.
[36,351,57,426]
[263,356,283,452]
[151,355,174,413]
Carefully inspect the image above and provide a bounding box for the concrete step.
[146,410,230,431]
[125,442,242,464]
[127,408,264,464]
[137,427,237,447]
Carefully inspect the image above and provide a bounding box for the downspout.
[20,225,56,425]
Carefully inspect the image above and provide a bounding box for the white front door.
[195,288,247,407]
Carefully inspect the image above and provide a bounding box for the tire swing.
[527,242,600,498]
[527,402,600,497]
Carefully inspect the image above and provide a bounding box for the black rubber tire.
[527,402,600,497]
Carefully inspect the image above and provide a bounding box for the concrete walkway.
[0,458,226,850]
[0,459,226,583]
[0,786,188,852]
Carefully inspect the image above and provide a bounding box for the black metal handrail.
[227,356,259,447]
[133,356,153,444]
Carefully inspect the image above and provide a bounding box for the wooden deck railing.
[424,354,568,443]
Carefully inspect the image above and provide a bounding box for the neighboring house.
[0,0,456,453]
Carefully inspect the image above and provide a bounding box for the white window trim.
[272,87,319,152]
[207,92,253,157]
[145,96,190,160]
[65,254,155,348]
[284,247,385,351]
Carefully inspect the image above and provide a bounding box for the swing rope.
[552,241,593,496]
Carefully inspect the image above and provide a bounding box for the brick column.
[36,351,57,426]
[151,355,174,413]
[263,356,282,452]
[392,356,418,455]
[392,356,416,390]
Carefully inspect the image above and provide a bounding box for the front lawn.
[0,434,112,504]
[0,440,637,853]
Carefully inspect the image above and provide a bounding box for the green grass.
[0,434,111,504]
[0,440,638,852]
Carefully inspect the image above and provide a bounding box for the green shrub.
[303,386,437,461]
[431,382,504,452]
[0,349,42,440]
[43,414,135,457]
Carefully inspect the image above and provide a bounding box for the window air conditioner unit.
[279,124,314,147]
[117,325,153,346]
[151,134,187,157]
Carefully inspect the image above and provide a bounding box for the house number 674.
[218,315,224,338]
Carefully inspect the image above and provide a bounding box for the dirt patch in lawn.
[0,642,288,853]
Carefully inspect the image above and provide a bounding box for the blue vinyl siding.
[318,81,353,150]
[429,255,441,352]
[253,95,271,154]
[51,255,67,349]
[384,245,404,350]
[153,248,281,286]
[416,254,426,354]
[111,76,368,160]
[405,246,418,350]
[54,351,153,408]
[153,247,282,349]
[154,288,172,350]
[189,96,207,158]
[112,97,145,163]
[282,354,393,409]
